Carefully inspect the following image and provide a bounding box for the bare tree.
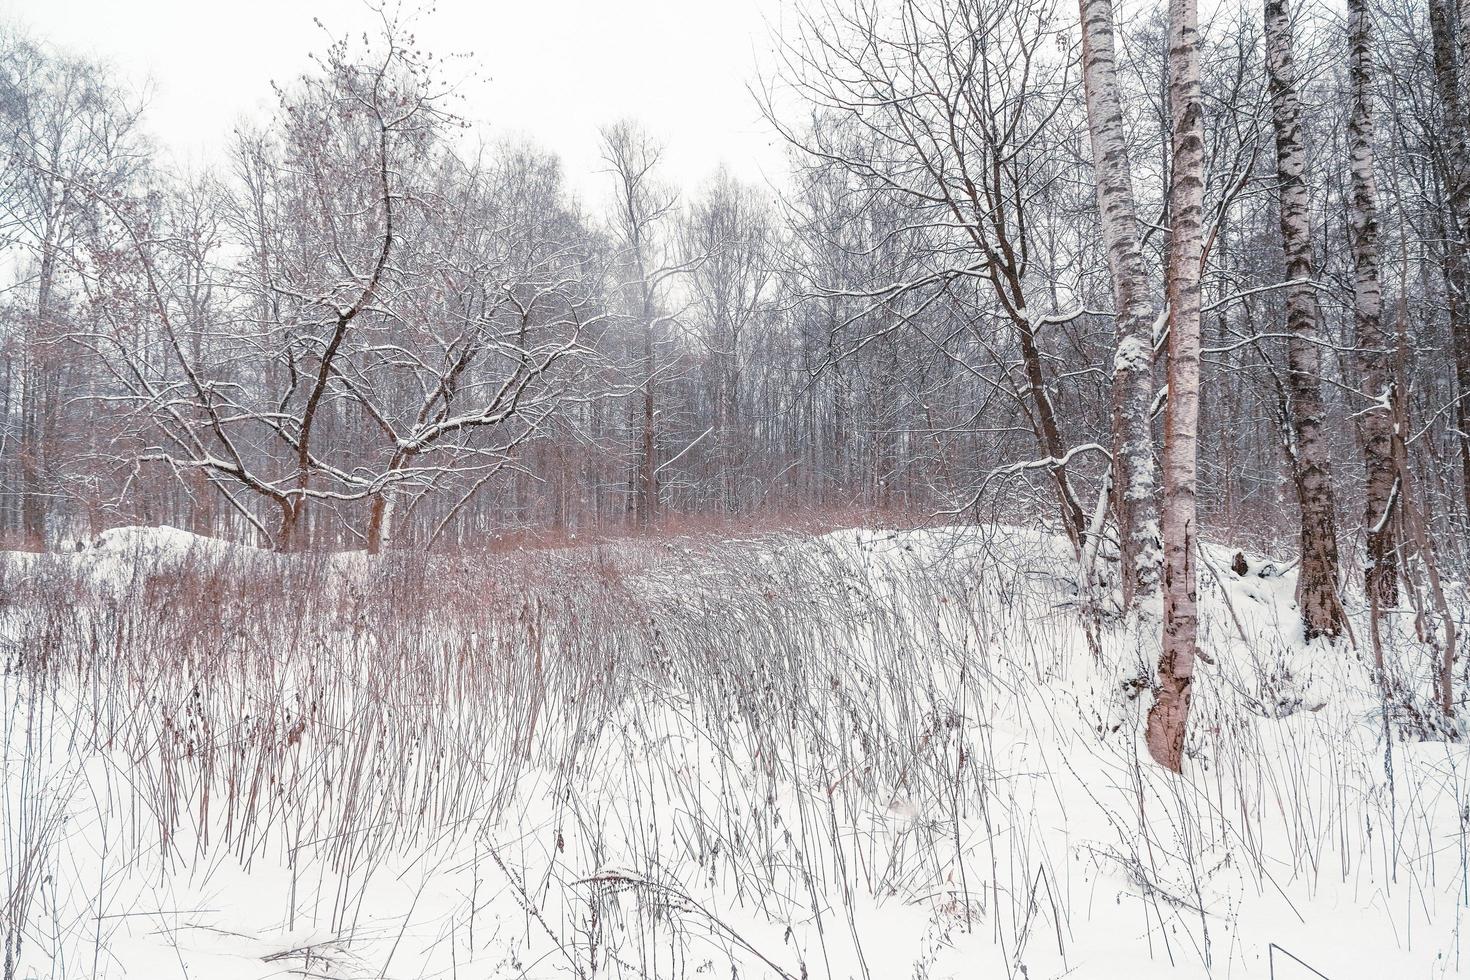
[1146,0,1205,773]
[768,0,1094,551]
[353,148,601,553]
[2,0,1468,656]
[73,16,597,551]
[1346,0,1399,609]
[1428,0,1470,521]
[681,169,776,513]
[1079,0,1162,608]
[600,121,681,529]
[0,33,144,545]
[1264,0,1345,638]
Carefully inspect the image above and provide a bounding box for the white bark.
[1078,0,1161,608]
[1146,0,1204,774]
[1429,0,1470,521]
[1265,0,1344,639]
[1347,0,1398,608]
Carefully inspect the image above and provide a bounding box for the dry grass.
[1,526,1466,977]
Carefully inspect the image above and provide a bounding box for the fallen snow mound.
[86,523,257,557]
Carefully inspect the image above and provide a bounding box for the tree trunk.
[1079,0,1162,608]
[20,240,59,549]
[1265,0,1345,639]
[366,490,396,556]
[1346,0,1399,607]
[724,356,740,513]
[1013,305,1087,549]
[1392,303,1458,718]
[636,311,658,529]
[18,359,45,548]
[275,498,301,552]
[831,315,849,505]
[1429,0,1470,522]
[1145,0,1204,773]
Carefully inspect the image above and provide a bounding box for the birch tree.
[1265,0,1345,638]
[1347,0,1399,608]
[1428,0,1470,521]
[1079,0,1162,608]
[1146,0,1205,773]
[8,0,1470,582]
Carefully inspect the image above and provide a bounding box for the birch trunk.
[366,490,396,555]
[1265,0,1345,639]
[1145,0,1204,773]
[1079,0,1162,608]
[1347,0,1399,607]
[1429,0,1470,521]
[366,456,405,555]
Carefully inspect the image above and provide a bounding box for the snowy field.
[2,525,1467,978]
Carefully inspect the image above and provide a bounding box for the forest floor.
[2,523,1467,978]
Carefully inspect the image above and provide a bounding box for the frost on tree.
[1429,0,1470,523]
[1079,0,1161,609]
[1146,0,1204,773]
[1265,0,1345,640]
[1346,0,1399,608]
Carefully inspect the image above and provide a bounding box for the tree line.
[2,1,1468,759]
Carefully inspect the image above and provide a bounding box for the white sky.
[0,0,794,207]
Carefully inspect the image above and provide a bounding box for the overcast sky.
[0,0,793,206]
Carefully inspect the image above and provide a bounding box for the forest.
[2,0,1469,976]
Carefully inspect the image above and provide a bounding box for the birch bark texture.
[1265,0,1346,639]
[1428,0,1470,522]
[1346,0,1399,607]
[1078,0,1162,609]
[1146,0,1204,773]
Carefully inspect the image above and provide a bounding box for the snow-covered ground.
[2,525,1467,978]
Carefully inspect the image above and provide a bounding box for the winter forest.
[2,0,1470,975]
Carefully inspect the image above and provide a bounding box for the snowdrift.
[1,524,1466,978]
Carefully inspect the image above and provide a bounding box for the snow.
[86,524,249,555]
[2,524,1467,978]
[1112,331,1152,372]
